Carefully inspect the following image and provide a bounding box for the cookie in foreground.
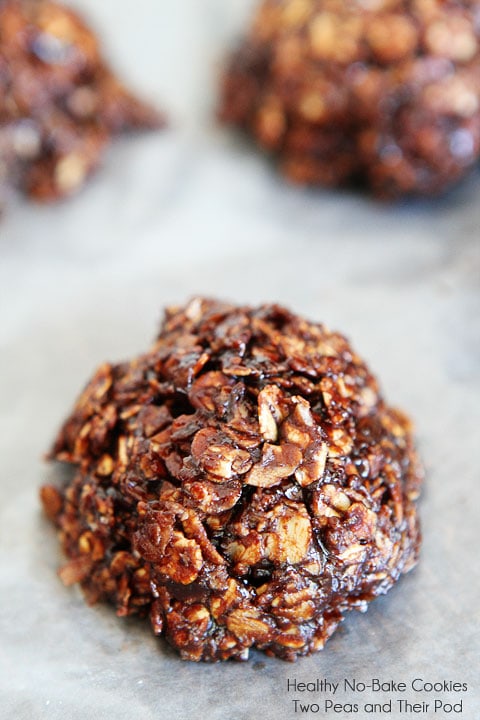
[41,298,423,661]
[0,0,162,202]
[219,0,480,198]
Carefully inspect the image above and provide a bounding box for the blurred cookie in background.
[219,0,480,199]
[0,0,163,204]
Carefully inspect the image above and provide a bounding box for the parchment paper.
[1,2,479,719]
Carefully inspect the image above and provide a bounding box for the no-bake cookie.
[41,298,423,661]
[0,0,162,201]
[220,0,480,198]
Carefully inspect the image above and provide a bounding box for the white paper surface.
[1,2,479,719]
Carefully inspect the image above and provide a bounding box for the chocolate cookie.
[0,0,162,202]
[41,298,423,661]
[220,0,480,198]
